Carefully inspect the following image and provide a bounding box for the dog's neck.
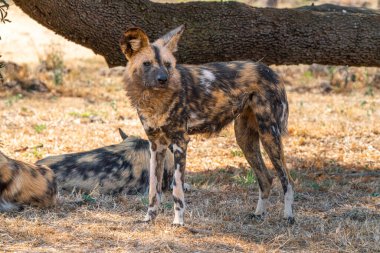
[124,72,182,128]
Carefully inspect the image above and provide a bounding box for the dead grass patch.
[0,4,379,252]
[0,57,378,251]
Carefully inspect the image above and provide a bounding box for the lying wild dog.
[120,25,294,225]
[36,129,175,195]
[0,151,57,211]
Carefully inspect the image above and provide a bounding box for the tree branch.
[13,0,380,67]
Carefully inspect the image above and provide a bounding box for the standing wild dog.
[36,129,175,195]
[120,25,294,225]
[0,151,57,211]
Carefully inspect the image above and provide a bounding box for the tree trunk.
[13,0,380,67]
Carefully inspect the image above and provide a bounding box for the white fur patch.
[271,125,280,136]
[190,112,197,119]
[173,165,185,225]
[281,101,287,123]
[0,200,19,212]
[183,183,191,192]
[173,166,184,197]
[202,69,216,82]
[149,149,157,187]
[187,112,206,128]
[284,184,294,218]
[200,69,215,93]
[173,207,185,226]
[255,190,267,215]
[129,39,141,51]
[143,209,154,222]
[172,144,183,154]
[145,147,159,221]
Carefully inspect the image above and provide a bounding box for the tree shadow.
[1,156,378,251]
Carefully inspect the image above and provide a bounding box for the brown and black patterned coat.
[36,129,174,195]
[0,151,57,211]
[120,25,294,225]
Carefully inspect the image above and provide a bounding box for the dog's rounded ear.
[120,28,150,60]
[118,128,128,140]
[155,25,185,53]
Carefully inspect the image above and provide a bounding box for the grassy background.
[0,1,379,252]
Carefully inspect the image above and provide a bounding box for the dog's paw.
[142,210,157,223]
[172,221,185,227]
[173,213,184,226]
[285,216,295,225]
[183,183,191,192]
[248,213,265,221]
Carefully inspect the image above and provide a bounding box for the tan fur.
[0,151,57,211]
[120,25,294,225]
[37,135,174,195]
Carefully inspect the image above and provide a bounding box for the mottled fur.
[120,25,294,225]
[0,151,57,211]
[36,129,174,195]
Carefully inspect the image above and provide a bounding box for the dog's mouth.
[144,82,169,89]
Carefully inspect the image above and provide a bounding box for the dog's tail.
[278,94,289,135]
[254,63,289,136]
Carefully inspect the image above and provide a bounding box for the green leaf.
[82,194,96,203]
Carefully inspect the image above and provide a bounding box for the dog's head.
[120,25,185,88]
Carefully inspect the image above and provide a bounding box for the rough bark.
[13,0,380,67]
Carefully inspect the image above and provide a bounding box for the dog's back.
[0,151,57,211]
[37,134,174,195]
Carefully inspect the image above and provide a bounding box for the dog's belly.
[186,108,238,135]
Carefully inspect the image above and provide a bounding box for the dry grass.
[1,70,379,252]
[1,4,379,253]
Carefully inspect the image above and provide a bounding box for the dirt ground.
[0,3,379,253]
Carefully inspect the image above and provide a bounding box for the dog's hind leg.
[255,115,295,224]
[234,107,273,219]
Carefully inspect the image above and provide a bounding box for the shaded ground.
[0,4,379,253]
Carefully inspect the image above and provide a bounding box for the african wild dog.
[36,129,175,195]
[0,151,57,211]
[120,25,294,225]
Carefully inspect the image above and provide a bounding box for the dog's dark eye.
[164,62,171,69]
[143,61,151,67]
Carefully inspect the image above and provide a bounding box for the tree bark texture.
[13,0,380,67]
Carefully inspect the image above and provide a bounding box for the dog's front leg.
[144,140,168,222]
[172,135,188,226]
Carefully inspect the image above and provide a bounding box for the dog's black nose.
[157,73,168,84]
